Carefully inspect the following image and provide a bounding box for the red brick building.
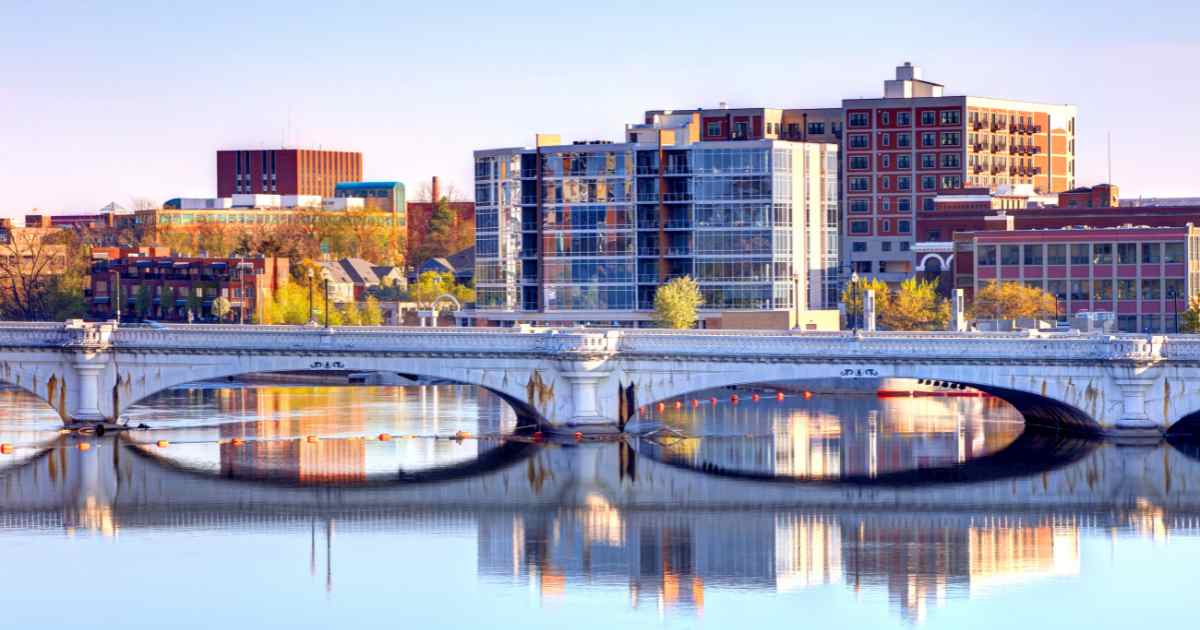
[88,247,289,322]
[406,176,475,260]
[216,148,362,198]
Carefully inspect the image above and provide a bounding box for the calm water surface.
[0,382,1197,629]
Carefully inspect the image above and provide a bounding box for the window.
[898,220,911,234]
[921,132,936,147]
[922,198,934,211]
[1141,278,1161,299]
[881,241,892,252]
[978,245,997,265]
[1093,243,1113,264]
[881,219,891,232]
[941,153,961,168]
[1164,242,1186,263]
[849,134,869,148]
[881,155,890,169]
[706,122,721,136]
[940,175,962,189]
[899,241,911,251]
[1047,279,1067,299]
[1141,242,1161,263]
[921,154,936,169]
[1118,279,1137,300]
[850,198,870,213]
[880,111,890,125]
[1047,244,1067,265]
[880,133,890,147]
[733,121,749,139]
[849,220,870,234]
[1117,243,1137,264]
[853,261,872,272]
[1165,278,1185,299]
[802,121,823,136]
[1023,244,1043,265]
[940,110,961,125]
[852,241,867,252]
[898,198,911,212]
[1001,245,1020,265]
[898,112,911,126]
[787,123,800,137]
[928,228,941,241]
[881,198,891,211]
[940,132,961,146]
[897,154,911,168]
[921,111,936,125]
[848,176,870,192]
[898,176,911,191]
[1070,280,1090,301]
[849,156,869,169]
[897,133,911,148]
[921,176,936,191]
[880,177,890,191]
[849,112,869,127]
[1118,315,1138,332]
[1094,280,1113,300]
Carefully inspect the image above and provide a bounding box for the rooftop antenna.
[1107,131,1112,184]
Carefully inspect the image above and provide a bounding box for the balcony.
[971,142,986,152]
[972,121,986,131]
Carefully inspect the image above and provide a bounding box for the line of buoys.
[710,397,718,405]
[78,442,91,452]
[656,402,666,412]
[776,391,785,401]
[751,393,761,401]
[377,433,392,441]
[691,399,700,408]
[0,443,12,454]
[803,391,813,400]
[730,394,739,403]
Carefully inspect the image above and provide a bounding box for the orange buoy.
[377,433,392,441]
[574,431,583,441]
[691,399,700,408]
[0,443,12,454]
[532,431,544,442]
[775,391,785,401]
[803,390,813,400]
[673,400,683,409]
[730,394,739,403]
[710,397,718,405]
[751,393,761,401]
[78,442,91,452]
[156,440,169,448]
[454,430,470,441]
[230,437,245,446]
[656,402,666,412]
[306,435,319,444]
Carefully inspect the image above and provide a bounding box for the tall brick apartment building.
[842,63,1077,283]
[216,148,362,198]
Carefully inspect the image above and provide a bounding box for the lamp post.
[113,268,121,324]
[1170,287,1180,333]
[322,268,332,329]
[307,268,314,324]
[849,271,860,332]
[1052,293,1059,325]
[238,259,246,325]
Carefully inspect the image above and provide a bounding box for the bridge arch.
[620,362,1103,436]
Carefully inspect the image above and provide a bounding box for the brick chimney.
[431,176,440,203]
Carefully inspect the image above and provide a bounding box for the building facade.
[216,148,362,198]
[87,248,289,322]
[954,225,1200,333]
[474,118,839,327]
[842,63,1077,284]
[333,181,406,216]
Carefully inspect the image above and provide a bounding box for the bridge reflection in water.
[3,384,1200,625]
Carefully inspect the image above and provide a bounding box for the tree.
[411,271,473,308]
[0,228,70,320]
[881,277,950,331]
[362,295,384,325]
[212,296,232,321]
[971,281,1056,321]
[840,276,891,328]
[1181,296,1200,333]
[412,198,458,264]
[134,285,153,319]
[339,300,364,326]
[653,276,703,329]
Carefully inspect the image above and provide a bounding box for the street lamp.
[238,259,246,325]
[112,268,121,324]
[1169,287,1180,333]
[322,268,332,329]
[307,268,315,324]
[849,271,860,332]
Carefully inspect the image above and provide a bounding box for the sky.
[1,0,1198,215]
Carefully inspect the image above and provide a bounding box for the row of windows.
[848,109,962,128]
[693,260,794,282]
[700,284,792,310]
[1006,278,1187,301]
[542,206,633,231]
[545,285,636,310]
[977,242,1188,266]
[541,152,632,177]
[542,260,635,284]
[849,153,963,171]
[848,175,962,193]
[848,219,912,235]
[541,180,632,204]
[847,131,962,149]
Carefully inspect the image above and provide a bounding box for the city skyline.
[3,1,1199,215]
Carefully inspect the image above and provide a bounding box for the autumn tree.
[881,277,950,331]
[362,295,384,325]
[971,281,1056,321]
[0,228,74,320]
[1181,296,1200,333]
[212,296,232,321]
[412,198,459,264]
[653,276,704,329]
[840,276,891,328]
[411,271,473,309]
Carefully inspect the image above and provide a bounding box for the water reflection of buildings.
[478,507,1080,622]
[653,394,1023,479]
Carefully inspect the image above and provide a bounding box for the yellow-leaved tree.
[840,276,891,328]
[971,281,1056,321]
[881,277,949,331]
[653,276,703,329]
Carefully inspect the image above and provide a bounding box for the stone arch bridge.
[3,321,1200,436]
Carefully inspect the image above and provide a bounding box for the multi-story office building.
[954,225,1200,333]
[474,114,839,327]
[842,63,1077,284]
[333,181,406,216]
[216,148,362,198]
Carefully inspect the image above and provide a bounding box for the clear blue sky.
[2,0,1197,214]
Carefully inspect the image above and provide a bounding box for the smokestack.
[431,176,441,203]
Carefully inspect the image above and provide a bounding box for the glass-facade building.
[475,130,838,326]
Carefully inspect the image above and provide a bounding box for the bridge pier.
[1110,377,1162,438]
[67,360,110,426]
[555,371,620,435]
